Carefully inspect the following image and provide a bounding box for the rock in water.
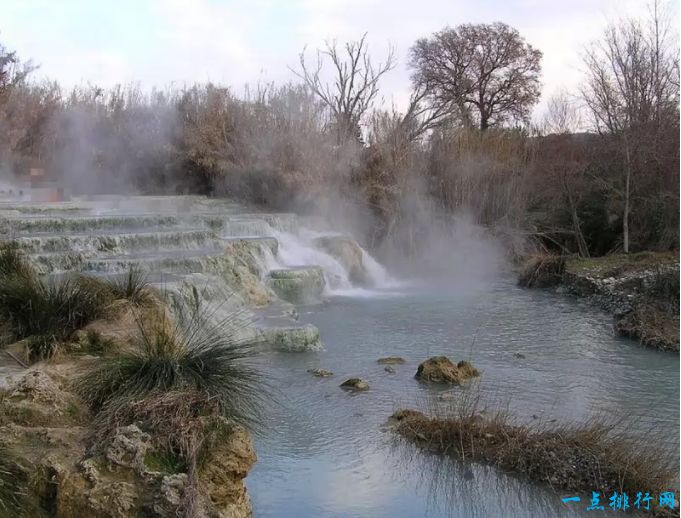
[377,356,405,365]
[267,267,326,305]
[415,356,480,384]
[260,324,323,352]
[340,378,370,391]
[313,235,369,285]
[384,366,396,374]
[439,391,456,401]
[308,368,334,377]
[456,360,480,378]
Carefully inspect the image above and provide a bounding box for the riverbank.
[518,252,680,352]
[0,280,258,517]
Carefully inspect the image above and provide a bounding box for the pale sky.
[1,0,678,119]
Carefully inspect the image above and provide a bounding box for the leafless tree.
[409,22,542,130]
[582,0,679,253]
[292,33,395,145]
[541,90,582,135]
[0,43,34,99]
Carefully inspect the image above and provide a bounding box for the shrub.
[517,252,565,288]
[78,304,266,433]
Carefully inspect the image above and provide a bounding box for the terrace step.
[29,237,278,275]
[0,212,297,236]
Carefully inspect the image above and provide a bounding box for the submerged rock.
[384,366,396,374]
[267,267,326,305]
[415,356,480,384]
[377,356,405,365]
[340,378,370,391]
[313,235,368,285]
[259,324,322,352]
[513,352,526,359]
[439,391,456,401]
[308,368,334,377]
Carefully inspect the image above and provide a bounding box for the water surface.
[247,277,679,517]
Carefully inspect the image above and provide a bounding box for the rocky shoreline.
[519,252,680,352]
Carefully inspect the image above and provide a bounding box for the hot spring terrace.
[0,195,368,351]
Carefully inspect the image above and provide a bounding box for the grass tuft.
[0,242,35,280]
[77,303,267,435]
[106,266,152,306]
[0,272,112,359]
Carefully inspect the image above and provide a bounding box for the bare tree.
[582,0,679,253]
[409,22,542,130]
[0,42,34,99]
[292,34,395,145]
[540,90,582,135]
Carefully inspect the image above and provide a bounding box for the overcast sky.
[1,0,678,119]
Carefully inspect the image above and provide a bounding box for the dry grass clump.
[517,252,565,288]
[0,444,34,516]
[615,303,680,352]
[392,398,677,512]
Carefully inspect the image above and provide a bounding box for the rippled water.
[247,276,680,517]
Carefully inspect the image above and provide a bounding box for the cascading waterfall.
[265,225,395,295]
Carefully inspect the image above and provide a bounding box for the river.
[247,276,680,517]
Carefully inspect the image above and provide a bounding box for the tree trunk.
[623,137,632,254]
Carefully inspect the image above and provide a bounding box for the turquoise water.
[246,277,679,517]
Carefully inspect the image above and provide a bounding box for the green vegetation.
[0,244,159,360]
[144,449,187,474]
[106,266,152,306]
[0,272,110,360]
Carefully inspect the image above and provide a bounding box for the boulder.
[415,356,479,384]
[11,370,66,408]
[313,235,368,285]
[260,324,322,352]
[340,378,370,391]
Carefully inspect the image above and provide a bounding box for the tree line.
[0,3,678,260]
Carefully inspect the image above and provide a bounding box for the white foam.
[266,225,399,298]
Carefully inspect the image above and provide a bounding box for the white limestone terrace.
[0,195,390,353]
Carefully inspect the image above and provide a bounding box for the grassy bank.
[518,251,680,351]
